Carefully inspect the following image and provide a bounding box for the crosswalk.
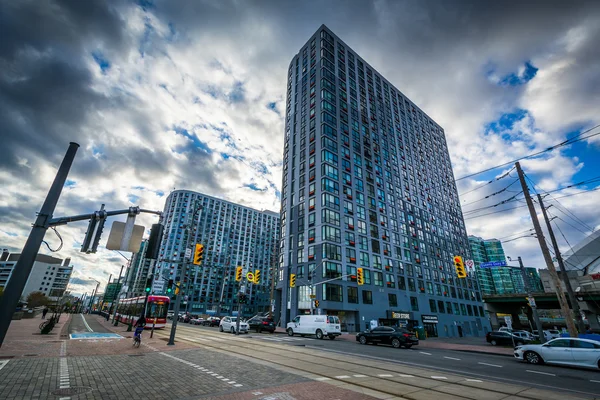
[256,336,314,343]
[169,330,315,345]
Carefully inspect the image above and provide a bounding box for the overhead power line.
[455,123,600,181]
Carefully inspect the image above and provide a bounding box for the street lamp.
[87,277,100,313]
[507,256,545,343]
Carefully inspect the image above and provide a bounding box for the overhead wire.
[455,123,600,181]
[462,191,524,215]
[42,227,63,252]
[458,166,515,197]
[461,178,520,207]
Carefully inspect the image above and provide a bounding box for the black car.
[247,316,276,333]
[356,326,419,349]
[486,331,532,346]
[202,317,221,327]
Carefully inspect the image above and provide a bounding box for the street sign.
[480,260,507,268]
[527,297,537,307]
[504,316,512,329]
[246,272,255,282]
[309,294,316,299]
[185,248,192,259]
[465,259,474,269]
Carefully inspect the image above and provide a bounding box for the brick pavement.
[0,313,71,359]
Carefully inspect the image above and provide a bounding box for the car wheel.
[525,351,543,365]
[230,327,235,334]
[359,335,367,345]
[287,328,294,336]
[219,325,223,332]
[392,338,401,348]
[490,339,497,346]
[404,344,412,349]
[329,335,335,340]
[316,329,324,340]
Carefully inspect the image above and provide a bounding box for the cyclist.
[133,315,147,343]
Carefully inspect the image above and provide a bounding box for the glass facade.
[156,190,280,316]
[276,26,483,336]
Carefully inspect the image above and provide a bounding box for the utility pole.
[537,194,586,333]
[167,283,182,345]
[111,265,125,324]
[515,162,577,337]
[514,257,545,343]
[0,143,79,347]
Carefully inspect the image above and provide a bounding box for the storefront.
[421,314,439,337]
[381,311,419,331]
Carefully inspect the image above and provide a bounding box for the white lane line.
[59,357,71,399]
[80,314,93,332]
[158,352,242,387]
[466,379,483,382]
[335,375,351,379]
[398,374,414,377]
[478,362,502,368]
[444,356,461,361]
[590,380,600,383]
[419,351,432,355]
[0,360,9,371]
[353,374,367,378]
[431,376,448,380]
[526,370,556,376]
[315,377,331,381]
[378,374,393,377]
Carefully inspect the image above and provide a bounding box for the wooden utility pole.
[515,162,577,337]
[537,194,586,333]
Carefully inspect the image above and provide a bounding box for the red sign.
[590,273,600,281]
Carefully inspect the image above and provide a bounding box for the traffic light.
[166,279,174,294]
[174,281,180,295]
[235,266,243,281]
[290,273,296,288]
[357,268,364,285]
[314,300,319,307]
[193,243,205,266]
[254,269,261,284]
[145,278,152,293]
[238,293,247,304]
[454,256,467,278]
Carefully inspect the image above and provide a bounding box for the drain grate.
[52,387,92,396]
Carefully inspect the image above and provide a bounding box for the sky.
[1,0,600,297]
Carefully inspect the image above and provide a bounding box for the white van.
[286,315,342,340]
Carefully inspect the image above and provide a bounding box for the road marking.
[353,374,367,378]
[335,375,351,379]
[590,380,600,383]
[398,374,414,377]
[526,370,556,376]
[466,379,483,382]
[431,376,448,380]
[158,352,242,387]
[58,357,70,398]
[419,351,432,355]
[443,356,461,360]
[0,360,9,371]
[378,374,393,377]
[80,314,93,332]
[478,362,502,368]
[315,377,331,381]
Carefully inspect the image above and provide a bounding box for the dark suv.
[247,316,276,333]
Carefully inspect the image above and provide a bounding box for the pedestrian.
[42,307,48,319]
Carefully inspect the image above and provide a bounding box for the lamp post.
[87,278,100,313]
[307,258,329,315]
[507,256,545,343]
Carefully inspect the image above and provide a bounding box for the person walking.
[42,307,49,319]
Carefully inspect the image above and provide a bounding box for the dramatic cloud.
[1,0,599,295]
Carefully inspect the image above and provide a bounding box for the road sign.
[185,248,192,259]
[504,316,512,329]
[480,260,507,268]
[246,272,255,282]
[465,259,474,269]
[309,294,316,299]
[527,297,537,307]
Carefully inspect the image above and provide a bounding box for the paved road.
[68,313,112,334]
[176,322,600,399]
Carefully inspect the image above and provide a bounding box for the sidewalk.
[0,313,71,359]
[273,327,513,356]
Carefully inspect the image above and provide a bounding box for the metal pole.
[167,285,182,345]
[537,194,586,333]
[517,257,545,343]
[88,282,100,312]
[0,142,79,347]
[515,162,578,337]
[112,265,125,323]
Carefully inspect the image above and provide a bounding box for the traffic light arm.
[48,206,162,227]
[303,273,356,288]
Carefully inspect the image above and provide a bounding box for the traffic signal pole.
[167,282,183,345]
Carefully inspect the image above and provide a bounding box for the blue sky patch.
[65,179,76,188]
[228,81,245,103]
[499,61,538,86]
[128,194,140,204]
[244,183,264,191]
[92,52,110,72]
[485,109,528,133]
[173,126,212,154]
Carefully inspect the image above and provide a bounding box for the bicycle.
[133,326,143,348]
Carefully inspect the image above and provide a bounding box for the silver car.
[514,338,600,369]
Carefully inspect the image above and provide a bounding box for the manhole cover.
[52,386,92,396]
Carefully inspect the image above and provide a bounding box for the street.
[176,322,600,399]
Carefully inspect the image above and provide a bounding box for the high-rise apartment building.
[124,240,152,296]
[157,190,280,316]
[469,236,543,295]
[275,26,484,337]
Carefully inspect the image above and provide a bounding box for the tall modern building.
[124,240,152,296]
[275,25,484,338]
[469,236,543,295]
[0,251,72,301]
[157,190,280,316]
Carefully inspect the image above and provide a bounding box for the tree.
[26,291,50,308]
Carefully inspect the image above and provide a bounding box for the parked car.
[356,327,419,349]
[219,316,249,334]
[247,316,276,333]
[286,315,341,340]
[203,317,221,327]
[190,316,205,325]
[513,331,536,341]
[514,337,600,369]
[486,331,532,346]
[545,329,562,340]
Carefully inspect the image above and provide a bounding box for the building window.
[429,299,437,313]
[410,296,419,311]
[453,303,461,315]
[460,303,468,316]
[323,261,342,279]
[362,290,373,304]
[438,300,445,314]
[373,271,383,286]
[388,293,398,307]
[323,284,343,302]
[348,286,358,303]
